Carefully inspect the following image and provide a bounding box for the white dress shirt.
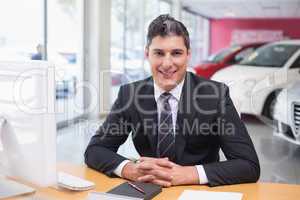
[114,77,208,184]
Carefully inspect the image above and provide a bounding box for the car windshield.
[239,44,300,68]
[207,45,242,63]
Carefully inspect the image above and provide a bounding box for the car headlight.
[273,91,288,121]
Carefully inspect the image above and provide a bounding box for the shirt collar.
[153,76,185,102]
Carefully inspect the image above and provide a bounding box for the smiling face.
[146,35,191,91]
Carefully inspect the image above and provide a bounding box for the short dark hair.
[146,14,190,50]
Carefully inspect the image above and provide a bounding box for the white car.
[273,81,300,145]
[211,40,300,119]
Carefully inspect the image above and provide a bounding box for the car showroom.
[0,0,300,198]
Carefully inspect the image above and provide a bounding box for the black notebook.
[107,182,162,200]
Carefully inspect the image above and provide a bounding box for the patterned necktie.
[157,92,175,161]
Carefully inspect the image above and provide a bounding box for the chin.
[160,81,178,91]
[154,71,183,90]
[160,74,178,83]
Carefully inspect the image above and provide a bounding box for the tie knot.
[160,92,172,102]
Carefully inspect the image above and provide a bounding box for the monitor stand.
[0,118,36,198]
[0,178,35,199]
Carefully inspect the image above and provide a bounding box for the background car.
[211,40,300,119]
[194,42,265,79]
[273,81,300,145]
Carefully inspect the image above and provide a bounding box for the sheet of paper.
[178,190,243,200]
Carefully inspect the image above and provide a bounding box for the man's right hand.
[121,157,174,187]
[121,161,143,181]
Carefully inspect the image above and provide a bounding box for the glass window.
[111,0,145,87]
[207,45,242,63]
[159,0,172,14]
[111,0,171,103]
[145,0,160,24]
[0,0,85,124]
[124,0,145,83]
[182,11,208,67]
[48,0,84,123]
[290,56,300,69]
[111,0,125,102]
[0,0,44,61]
[234,47,255,63]
[240,44,300,68]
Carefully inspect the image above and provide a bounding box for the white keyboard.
[57,172,95,191]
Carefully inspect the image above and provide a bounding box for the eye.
[172,50,183,56]
[154,51,164,56]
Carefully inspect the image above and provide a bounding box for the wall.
[210,18,300,54]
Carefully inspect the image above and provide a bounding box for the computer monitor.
[0,61,57,187]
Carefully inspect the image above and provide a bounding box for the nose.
[162,54,172,69]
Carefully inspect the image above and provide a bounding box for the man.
[31,44,43,60]
[85,14,260,187]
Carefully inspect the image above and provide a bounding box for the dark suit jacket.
[85,72,260,186]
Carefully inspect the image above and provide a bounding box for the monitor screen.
[0,61,57,187]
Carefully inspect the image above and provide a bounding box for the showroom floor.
[57,115,300,185]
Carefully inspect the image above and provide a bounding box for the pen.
[127,181,146,195]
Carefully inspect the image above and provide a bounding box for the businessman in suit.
[85,14,260,187]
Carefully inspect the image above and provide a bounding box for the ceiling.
[182,0,300,19]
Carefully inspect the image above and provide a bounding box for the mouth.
[158,69,177,78]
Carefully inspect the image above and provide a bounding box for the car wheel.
[262,90,281,120]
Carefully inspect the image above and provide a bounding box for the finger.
[155,159,175,168]
[139,157,168,162]
[136,162,156,171]
[142,169,173,182]
[139,157,156,162]
[138,175,171,187]
[139,157,174,168]
[153,170,173,181]
[137,174,155,182]
[137,166,173,182]
[152,179,172,187]
[137,162,174,174]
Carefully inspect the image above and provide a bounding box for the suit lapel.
[175,73,196,162]
[136,78,158,156]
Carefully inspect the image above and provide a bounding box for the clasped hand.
[121,157,199,187]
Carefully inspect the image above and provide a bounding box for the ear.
[187,49,191,60]
[145,47,149,59]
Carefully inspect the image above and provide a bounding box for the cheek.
[150,62,159,74]
[149,58,162,69]
[173,57,188,68]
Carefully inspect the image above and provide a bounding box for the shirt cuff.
[113,160,131,177]
[195,165,208,184]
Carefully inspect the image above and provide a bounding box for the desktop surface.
[6,163,300,200]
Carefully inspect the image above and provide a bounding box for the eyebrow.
[152,48,184,52]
